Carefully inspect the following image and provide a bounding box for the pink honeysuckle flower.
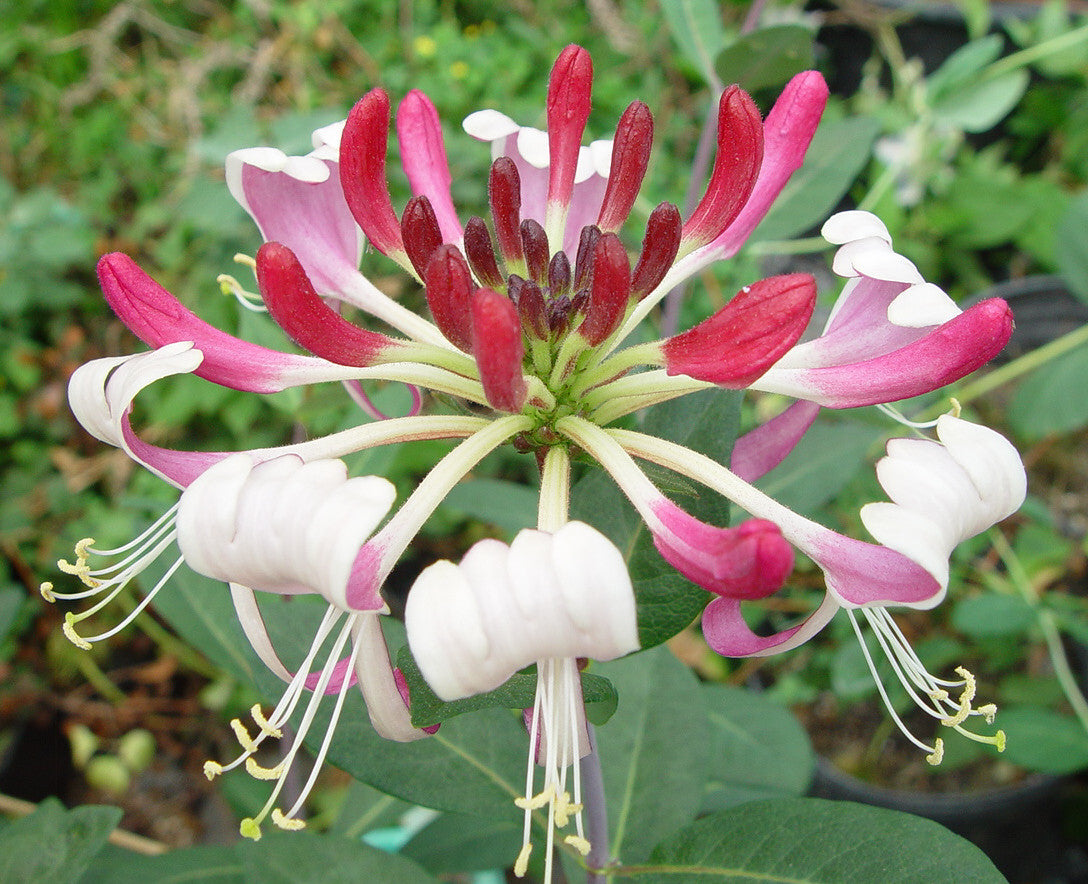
[558,413,1023,768]
[53,42,1025,879]
[405,520,637,881]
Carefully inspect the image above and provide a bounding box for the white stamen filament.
[848,608,1005,765]
[514,657,589,881]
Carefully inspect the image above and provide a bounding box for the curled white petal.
[462,108,520,142]
[177,453,396,610]
[887,282,960,327]
[405,522,638,701]
[860,416,1025,591]
[225,149,330,215]
[310,120,346,160]
[822,210,891,245]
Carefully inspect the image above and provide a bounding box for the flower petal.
[397,90,462,244]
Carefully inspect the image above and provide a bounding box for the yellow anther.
[203,760,223,780]
[940,667,977,727]
[39,582,56,603]
[271,809,305,831]
[564,834,592,856]
[995,730,1006,752]
[929,688,949,703]
[553,791,583,828]
[233,252,257,269]
[217,273,242,296]
[230,718,259,753]
[925,738,945,766]
[251,704,282,739]
[62,613,92,650]
[244,757,285,781]
[239,818,262,841]
[977,703,997,725]
[948,397,962,418]
[513,842,532,878]
[514,785,555,811]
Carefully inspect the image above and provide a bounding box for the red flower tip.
[423,244,475,353]
[256,242,392,366]
[520,218,550,285]
[580,233,631,346]
[340,89,404,258]
[463,217,505,290]
[471,288,528,412]
[402,195,443,278]
[631,202,682,301]
[546,45,594,212]
[663,273,816,387]
[489,157,524,269]
[597,101,654,233]
[680,85,764,253]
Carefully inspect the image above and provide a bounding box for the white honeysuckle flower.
[406,521,637,881]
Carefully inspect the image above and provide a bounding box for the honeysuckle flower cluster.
[46,44,1023,877]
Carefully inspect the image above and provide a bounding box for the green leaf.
[397,645,618,728]
[753,117,879,242]
[998,708,1088,774]
[951,594,1036,637]
[715,26,815,94]
[402,813,521,874]
[595,646,712,865]
[82,845,244,884]
[1056,190,1088,304]
[0,585,25,645]
[932,70,1029,133]
[1008,344,1088,439]
[756,418,882,519]
[0,799,120,884]
[329,779,411,839]
[572,467,708,650]
[700,684,814,812]
[240,830,437,883]
[441,478,538,536]
[644,798,1005,882]
[927,36,1004,98]
[661,0,725,81]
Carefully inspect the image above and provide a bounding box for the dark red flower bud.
[548,250,572,298]
[471,288,528,412]
[509,274,548,339]
[631,202,682,301]
[423,245,475,353]
[520,218,550,285]
[573,224,600,294]
[463,217,505,290]
[597,101,653,233]
[580,233,631,346]
[489,157,524,269]
[402,196,443,279]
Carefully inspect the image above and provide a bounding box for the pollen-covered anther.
[203,760,224,780]
[62,613,92,651]
[251,704,283,738]
[230,718,260,753]
[514,785,556,811]
[240,818,263,841]
[58,538,97,587]
[925,738,945,766]
[978,703,998,725]
[553,790,583,827]
[940,666,977,727]
[39,582,56,603]
[245,757,286,781]
[564,834,592,856]
[272,809,306,831]
[514,843,533,878]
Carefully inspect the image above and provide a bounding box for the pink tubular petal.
[652,506,794,600]
[680,86,764,253]
[754,298,1014,407]
[256,242,395,366]
[471,288,528,412]
[423,244,475,352]
[710,71,828,258]
[352,614,430,741]
[596,101,653,233]
[397,89,462,243]
[545,45,594,221]
[702,592,840,657]
[663,274,816,386]
[808,529,945,608]
[97,253,352,393]
[730,399,821,483]
[580,232,631,346]
[340,89,405,258]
